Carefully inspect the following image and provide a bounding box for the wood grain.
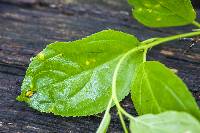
[0,0,199,132]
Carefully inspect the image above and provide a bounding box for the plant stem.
[96,98,112,133]
[192,21,200,28]
[141,38,159,44]
[112,51,137,120]
[111,30,200,121]
[118,110,128,133]
[145,30,200,49]
[143,49,147,62]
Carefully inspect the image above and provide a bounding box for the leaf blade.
[131,61,200,120]
[128,0,196,27]
[130,111,200,133]
[17,30,143,116]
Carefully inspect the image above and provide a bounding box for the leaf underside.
[130,111,200,133]
[17,30,143,116]
[128,0,196,27]
[131,61,200,120]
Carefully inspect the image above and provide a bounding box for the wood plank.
[0,1,199,132]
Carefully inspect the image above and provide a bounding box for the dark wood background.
[0,0,199,132]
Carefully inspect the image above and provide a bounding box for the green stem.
[143,49,147,62]
[96,98,112,133]
[145,30,200,49]
[192,21,200,28]
[111,30,200,120]
[141,38,159,44]
[118,110,128,133]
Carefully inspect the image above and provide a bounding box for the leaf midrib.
[142,65,162,113]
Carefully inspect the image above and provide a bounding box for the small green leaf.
[17,30,143,116]
[130,111,200,133]
[128,0,196,27]
[131,61,200,120]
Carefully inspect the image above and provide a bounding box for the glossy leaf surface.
[128,0,196,27]
[131,61,200,120]
[17,30,143,116]
[130,111,200,133]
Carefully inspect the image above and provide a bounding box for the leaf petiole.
[118,110,128,133]
[96,98,112,133]
[192,21,200,28]
[142,49,147,62]
[141,38,160,44]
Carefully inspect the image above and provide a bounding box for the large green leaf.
[131,61,200,120]
[128,0,196,27]
[17,30,143,116]
[130,111,200,133]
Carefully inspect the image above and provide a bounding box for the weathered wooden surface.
[0,0,199,132]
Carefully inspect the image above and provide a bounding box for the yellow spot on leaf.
[85,60,90,65]
[156,17,161,21]
[38,53,45,60]
[138,8,142,12]
[26,91,34,97]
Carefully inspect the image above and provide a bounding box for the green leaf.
[128,0,196,27]
[131,61,200,120]
[130,111,200,133]
[17,30,143,116]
